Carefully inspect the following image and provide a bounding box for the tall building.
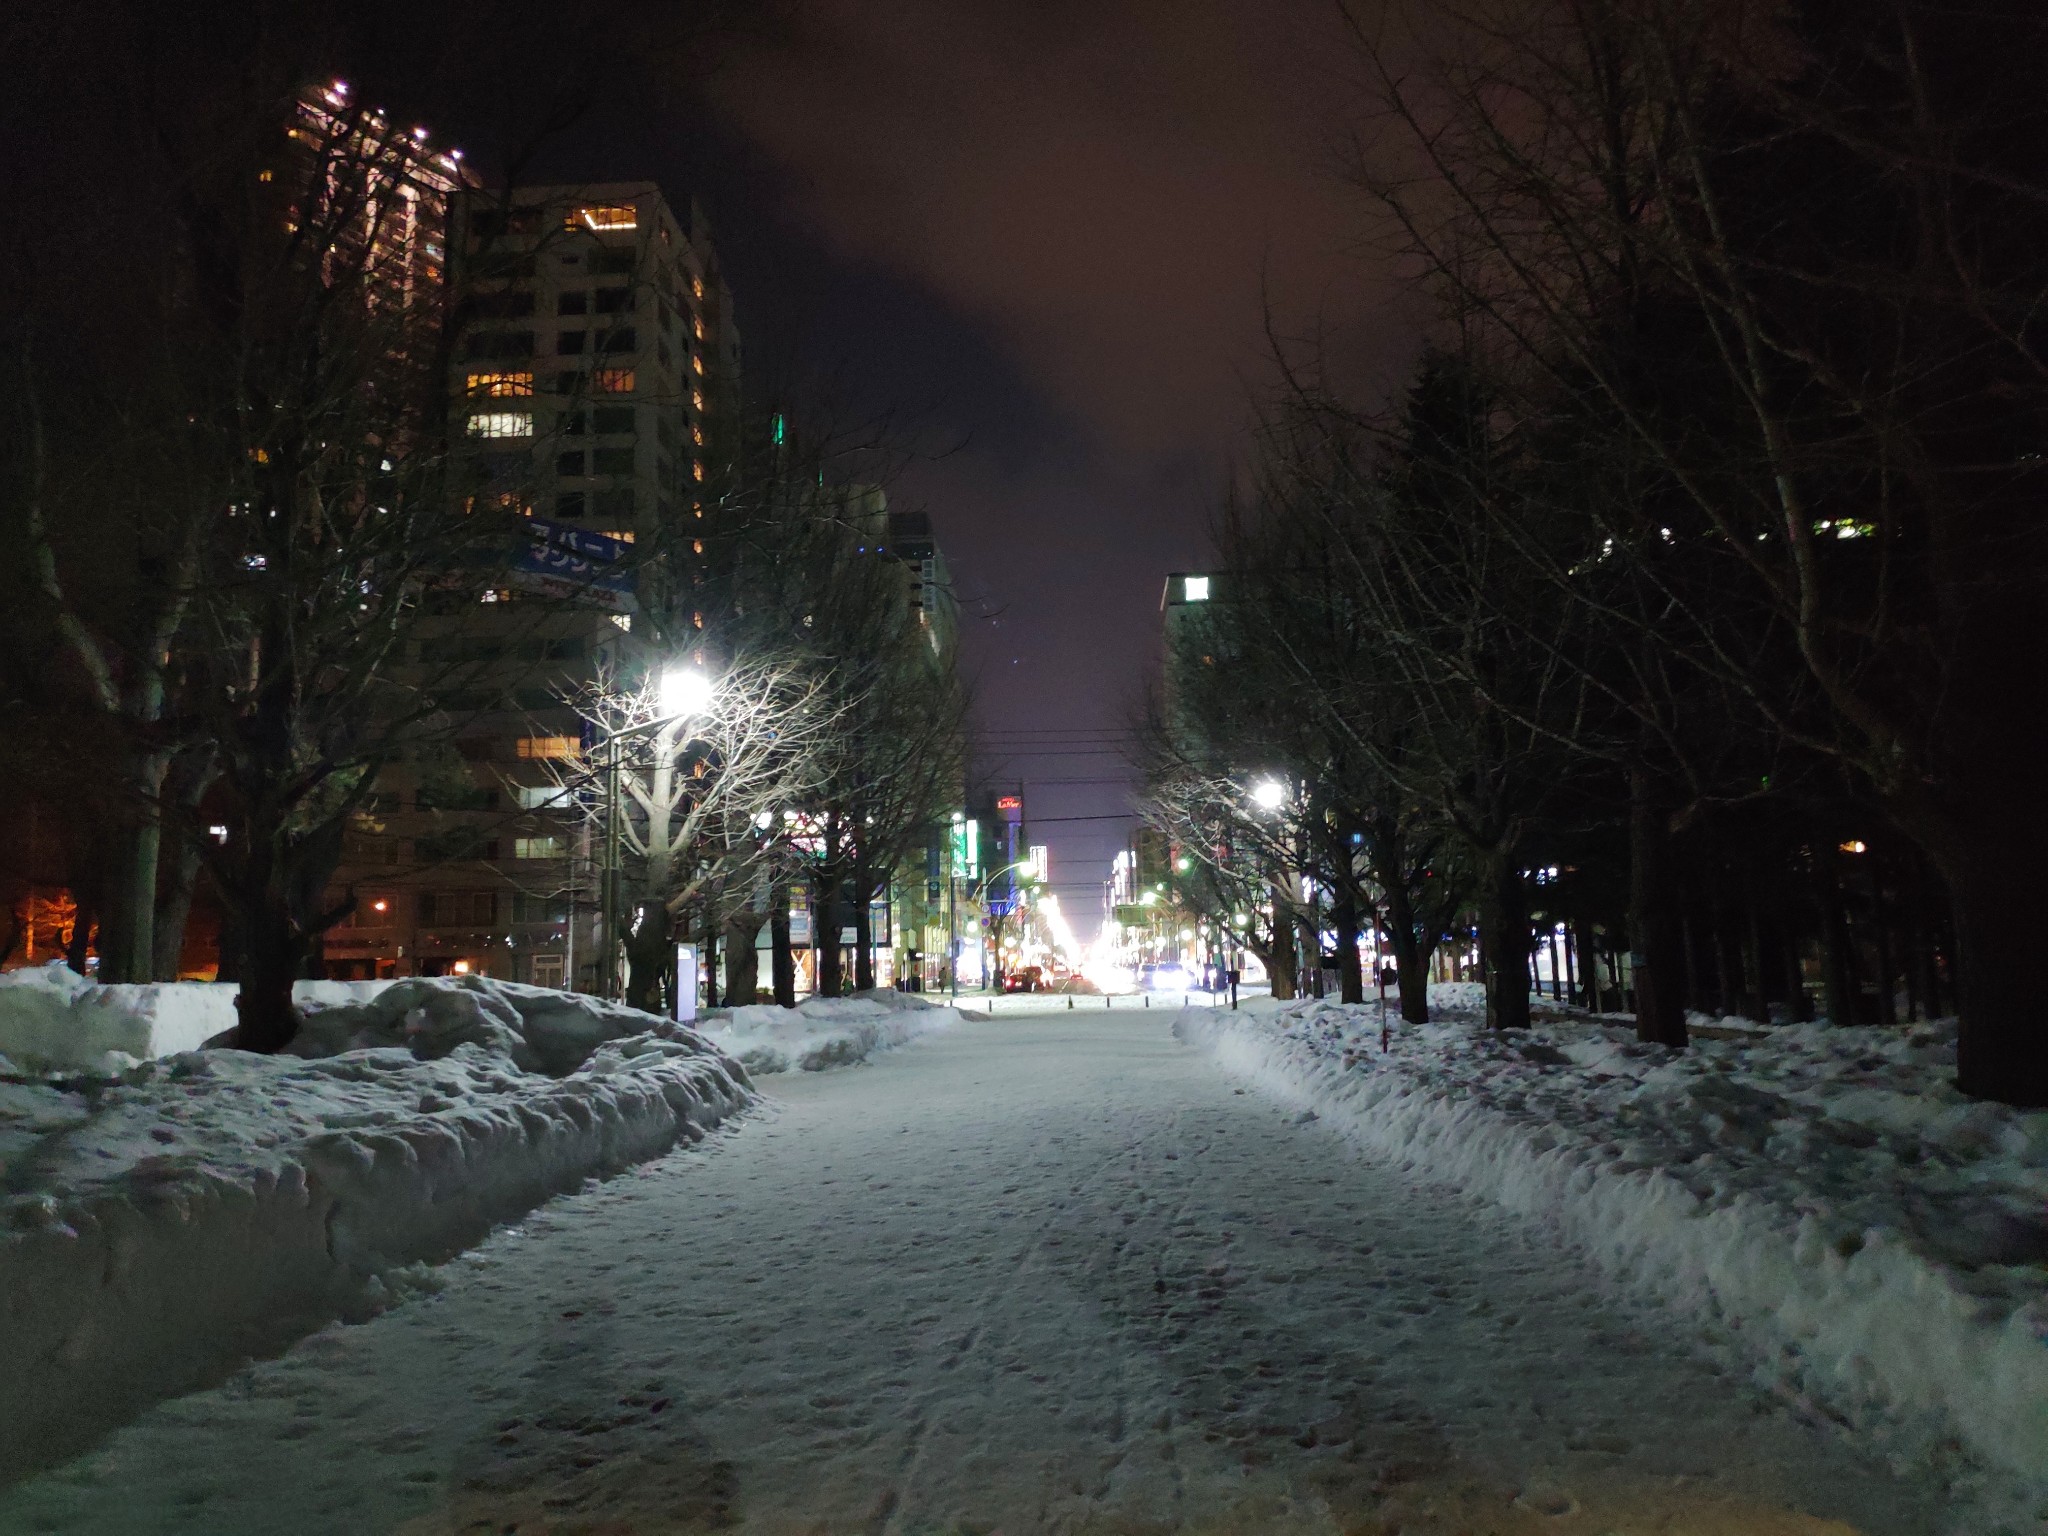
[320,181,743,987]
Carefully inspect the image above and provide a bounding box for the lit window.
[692,460,704,482]
[692,539,703,555]
[570,204,637,231]
[513,785,568,811]
[514,836,565,859]
[692,353,704,376]
[469,411,532,439]
[690,389,704,413]
[691,275,703,299]
[516,736,579,760]
[693,316,704,340]
[690,425,703,446]
[593,368,636,394]
[1184,575,1210,602]
[466,371,533,397]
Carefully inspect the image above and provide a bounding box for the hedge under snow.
[0,976,754,1479]
[692,989,967,1074]
[1176,995,2048,1507]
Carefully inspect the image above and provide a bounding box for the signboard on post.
[674,943,699,1024]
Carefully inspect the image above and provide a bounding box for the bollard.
[1067,995,1074,1010]
[1144,994,1150,1008]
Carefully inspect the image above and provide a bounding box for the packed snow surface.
[0,1008,1968,1533]
[1177,991,2048,1511]
[0,976,753,1476]
[691,988,967,1074]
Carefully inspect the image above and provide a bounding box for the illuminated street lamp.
[1250,778,1288,812]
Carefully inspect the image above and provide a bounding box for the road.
[0,1007,1951,1534]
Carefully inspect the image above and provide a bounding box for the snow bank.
[1176,996,2048,1503]
[694,990,966,1074]
[0,964,414,1070]
[0,977,754,1479]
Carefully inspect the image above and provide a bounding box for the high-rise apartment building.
[320,182,743,987]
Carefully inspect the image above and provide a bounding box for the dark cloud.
[699,0,1414,912]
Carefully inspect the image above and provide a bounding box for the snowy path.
[0,1009,1954,1535]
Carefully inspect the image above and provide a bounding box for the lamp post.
[592,665,715,1003]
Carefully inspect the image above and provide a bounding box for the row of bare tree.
[1139,0,2048,1107]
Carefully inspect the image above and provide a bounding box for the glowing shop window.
[466,371,533,397]
[515,736,579,760]
[1184,575,1210,602]
[571,204,637,231]
[593,368,636,394]
[467,411,532,439]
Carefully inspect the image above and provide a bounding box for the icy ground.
[0,1008,1966,1535]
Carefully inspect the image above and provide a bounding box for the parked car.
[1002,965,1044,994]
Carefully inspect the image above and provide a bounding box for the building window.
[690,388,704,413]
[514,836,565,860]
[592,248,636,277]
[594,368,636,394]
[556,451,586,477]
[692,352,704,375]
[1183,575,1210,602]
[596,327,636,355]
[592,406,635,435]
[553,491,586,519]
[690,424,704,446]
[468,411,533,439]
[691,275,704,299]
[556,330,587,355]
[465,330,535,360]
[658,338,672,368]
[594,287,635,314]
[421,890,497,925]
[466,371,533,397]
[594,488,635,522]
[517,736,579,760]
[513,783,570,812]
[570,204,637,231]
[515,892,570,923]
[550,370,586,396]
[593,447,635,476]
[557,291,588,316]
[473,290,535,319]
[692,459,704,482]
[693,315,705,341]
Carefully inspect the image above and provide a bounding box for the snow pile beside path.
[0,962,247,1068]
[0,965,420,1070]
[695,990,965,1074]
[0,978,753,1480]
[1176,997,2048,1501]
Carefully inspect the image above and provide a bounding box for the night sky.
[430,0,1419,924]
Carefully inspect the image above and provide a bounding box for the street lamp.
[1250,778,1288,812]
[658,665,714,720]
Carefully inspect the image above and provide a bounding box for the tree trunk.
[853,862,877,993]
[1331,885,1364,1004]
[814,871,844,998]
[1477,851,1530,1031]
[1815,842,1857,1026]
[1380,881,1432,1024]
[724,907,764,1004]
[771,886,797,1007]
[98,768,167,983]
[64,893,97,975]
[152,830,205,981]
[1627,766,1688,1048]
[623,900,670,1015]
[1937,837,2048,1105]
[232,905,304,1052]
